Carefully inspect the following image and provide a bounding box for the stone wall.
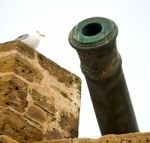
[34,132,150,143]
[0,41,81,143]
[1,132,150,143]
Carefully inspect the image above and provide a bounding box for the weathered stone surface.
[0,41,81,143]
[0,54,43,83]
[0,107,43,142]
[0,135,19,143]
[25,104,47,124]
[1,132,150,143]
[0,75,28,112]
[0,40,35,58]
[34,132,150,143]
[38,53,81,89]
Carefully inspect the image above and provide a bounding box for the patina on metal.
[69,17,139,135]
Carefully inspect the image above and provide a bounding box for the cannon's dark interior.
[82,23,102,36]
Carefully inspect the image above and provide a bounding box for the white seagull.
[15,31,45,49]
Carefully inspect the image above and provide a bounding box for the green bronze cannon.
[69,17,139,135]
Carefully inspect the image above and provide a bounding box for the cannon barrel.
[69,17,139,135]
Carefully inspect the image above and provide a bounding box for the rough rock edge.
[1,132,150,143]
[0,40,81,87]
[34,132,150,143]
[0,135,19,143]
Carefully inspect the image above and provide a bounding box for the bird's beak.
[36,31,45,37]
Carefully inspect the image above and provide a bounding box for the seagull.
[15,31,45,49]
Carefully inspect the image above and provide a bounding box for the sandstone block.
[0,41,81,142]
[1,132,150,143]
[0,41,35,58]
[37,53,81,88]
[0,54,43,83]
[0,135,19,143]
[25,104,47,124]
[34,132,150,143]
[0,75,28,112]
[0,107,43,142]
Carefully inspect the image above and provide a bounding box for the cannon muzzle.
[69,17,139,135]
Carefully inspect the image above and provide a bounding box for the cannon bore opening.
[82,23,102,36]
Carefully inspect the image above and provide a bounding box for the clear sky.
[0,0,150,138]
